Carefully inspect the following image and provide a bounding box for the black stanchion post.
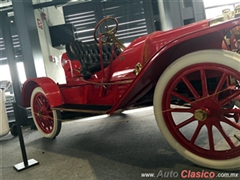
[12,102,39,171]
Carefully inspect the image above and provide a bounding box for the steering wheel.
[94,16,118,43]
[94,16,125,49]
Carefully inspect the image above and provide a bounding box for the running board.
[51,104,112,114]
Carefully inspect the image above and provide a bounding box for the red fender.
[22,77,64,108]
[109,18,240,114]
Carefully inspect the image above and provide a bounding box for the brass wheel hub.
[37,111,42,118]
[194,109,208,121]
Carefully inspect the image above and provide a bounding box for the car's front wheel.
[31,87,61,138]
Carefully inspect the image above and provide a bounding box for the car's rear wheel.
[154,50,240,170]
[31,87,61,138]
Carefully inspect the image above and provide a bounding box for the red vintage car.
[22,8,240,170]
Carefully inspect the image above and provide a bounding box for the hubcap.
[194,109,208,121]
[38,111,42,118]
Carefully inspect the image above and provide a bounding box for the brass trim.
[133,63,142,75]
[235,4,240,17]
[209,5,240,26]
[194,109,207,121]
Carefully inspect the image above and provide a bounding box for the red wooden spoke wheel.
[154,50,240,170]
[31,87,61,138]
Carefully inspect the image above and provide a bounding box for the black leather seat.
[66,41,121,79]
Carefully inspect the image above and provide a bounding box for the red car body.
[22,17,240,113]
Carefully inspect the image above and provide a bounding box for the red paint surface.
[22,17,240,114]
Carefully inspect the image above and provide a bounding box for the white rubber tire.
[153,50,240,170]
[31,87,61,138]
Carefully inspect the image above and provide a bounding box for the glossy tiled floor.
[1,107,239,180]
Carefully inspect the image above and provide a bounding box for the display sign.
[37,18,43,30]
